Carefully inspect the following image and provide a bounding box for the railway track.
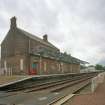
[47,72,101,105]
[5,72,97,93]
[7,75,82,92]
[25,74,94,93]
[48,78,91,105]
[0,72,98,101]
[0,73,85,91]
[50,75,93,92]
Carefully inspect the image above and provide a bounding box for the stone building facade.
[1,17,85,75]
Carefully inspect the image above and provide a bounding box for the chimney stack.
[10,16,17,29]
[43,34,48,41]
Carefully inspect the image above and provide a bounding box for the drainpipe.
[39,54,42,75]
[28,39,31,75]
[28,39,30,53]
[71,64,72,73]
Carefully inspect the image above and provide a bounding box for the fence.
[91,72,105,92]
[0,68,13,76]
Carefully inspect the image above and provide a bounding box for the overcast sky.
[0,0,105,65]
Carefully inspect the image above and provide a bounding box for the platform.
[0,76,30,86]
[0,73,88,88]
[69,78,105,105]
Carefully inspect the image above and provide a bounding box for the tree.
[95,64,105,70]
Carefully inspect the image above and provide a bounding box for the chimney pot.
[10,16,17,29]
[43,34,48,41]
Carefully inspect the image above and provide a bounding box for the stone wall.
[1,25,80,75]
[30,56,80,75]
[1,55,29,75]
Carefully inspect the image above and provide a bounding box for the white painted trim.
[20,59,24,70]
[44,62,47,72]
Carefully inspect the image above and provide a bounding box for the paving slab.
[68,79,105,105]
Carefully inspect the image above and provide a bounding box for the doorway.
[29,62,38,75]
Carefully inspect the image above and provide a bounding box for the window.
[44,62,47,72]
[57,63,60,71]
[20,59,24,70]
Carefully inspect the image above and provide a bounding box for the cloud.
[0,0,105,64]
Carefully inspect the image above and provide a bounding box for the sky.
[0,0,105,65]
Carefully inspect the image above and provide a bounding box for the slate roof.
[17,28,59,51]
[30,48,88,64]
[16,28,87,64]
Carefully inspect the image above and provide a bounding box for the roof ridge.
[17,28,59,50]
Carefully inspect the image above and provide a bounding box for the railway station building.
[1,17,86,75]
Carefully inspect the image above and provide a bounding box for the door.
[29,62,38,75]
